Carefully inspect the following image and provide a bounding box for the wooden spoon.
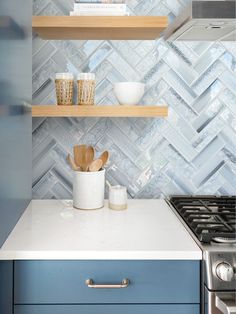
[84,146,95,171]
[73,145,87,170]
[89,159,103,172]
[99,151,109,169]
[67,154,78,171]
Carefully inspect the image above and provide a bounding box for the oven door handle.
[216,295,236,314]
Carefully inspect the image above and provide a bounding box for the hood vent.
[164,1,236,41]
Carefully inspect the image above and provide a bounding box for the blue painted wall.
[0,1,32,247]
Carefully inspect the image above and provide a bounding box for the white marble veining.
[0,200,202,260]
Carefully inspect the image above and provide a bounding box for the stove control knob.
[215,262,234,282]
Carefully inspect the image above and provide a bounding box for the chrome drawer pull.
[85,278,130,289]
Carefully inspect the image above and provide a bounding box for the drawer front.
[14,260,200,304]
[15,304,200,314]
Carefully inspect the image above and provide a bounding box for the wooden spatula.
[89,159,103,172]
[84,146,95,171]
[99,151,109,169]
[67,154,78,171]
[73,145,87,170]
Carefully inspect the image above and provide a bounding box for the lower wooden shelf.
[32,105,168,118]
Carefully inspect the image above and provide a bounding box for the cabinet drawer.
[14,260,200,304]
[15,304,200,314]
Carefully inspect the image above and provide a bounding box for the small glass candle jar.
[55,73,74,106]
[77,73,96,106]
[109,185,127,211]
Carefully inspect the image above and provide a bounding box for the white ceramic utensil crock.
[73,169,105,210]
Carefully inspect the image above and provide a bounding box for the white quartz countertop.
[0,200,202,260]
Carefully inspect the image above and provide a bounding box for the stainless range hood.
[164,0,236,41]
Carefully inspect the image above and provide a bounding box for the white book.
[75,0,126,3]
[70,10,128,16]
[73,7,127,14]
[74,3,126,10]
[74,8,126,13]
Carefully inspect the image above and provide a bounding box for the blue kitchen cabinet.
[14,260,200,309]
[15,304,200,314]
[0,262,13,314]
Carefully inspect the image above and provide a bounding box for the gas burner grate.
[169,196,236,243]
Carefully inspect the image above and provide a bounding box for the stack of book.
[70,0,128,16]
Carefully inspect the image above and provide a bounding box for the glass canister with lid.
[77,73,96,106]
[55,73,74,106]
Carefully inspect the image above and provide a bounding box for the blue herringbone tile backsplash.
[32,0,236,199]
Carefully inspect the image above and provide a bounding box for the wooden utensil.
[67,154,78,171]
[89,159,103,172]
[84,146,95,171]
[99,151,109,169]
[73,144,87,170]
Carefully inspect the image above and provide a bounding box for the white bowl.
[114,82,145,106]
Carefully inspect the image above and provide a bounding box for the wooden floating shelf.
[32,16,168,40]
[32,105,168,118]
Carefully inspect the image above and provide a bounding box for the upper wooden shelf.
[32,16,168,40]
[32,105,168,118]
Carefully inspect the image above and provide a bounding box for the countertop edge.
[0,250,202,261]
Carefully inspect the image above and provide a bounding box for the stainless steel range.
[167,196,236,314]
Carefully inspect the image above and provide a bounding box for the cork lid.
[55,73,74,80]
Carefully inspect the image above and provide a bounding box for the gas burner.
[212,237,236,244]
[169,196,236,244]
